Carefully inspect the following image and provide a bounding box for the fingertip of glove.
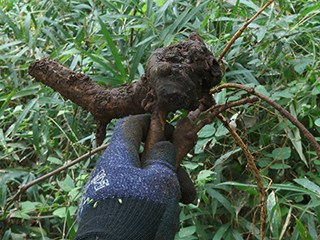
[143,141,177,168]
[121,114,151,141]
[177,166,197,204]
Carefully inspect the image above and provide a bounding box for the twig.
[192,96,259,134]
[211,83,320,160]
[217,0,275,62]
[217,113,267,239]
[185,96,267,237]
[141,108,167,163]
[3,143,109,214]
[254,103,289,171]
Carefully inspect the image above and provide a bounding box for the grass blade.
[14,98,37,134]
[97,16,126,82]
[79,49,123,82]
[295,218,313,240]
[0,9,21,38]
[0,90,14,118]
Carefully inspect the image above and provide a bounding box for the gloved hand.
[75,115,181,240]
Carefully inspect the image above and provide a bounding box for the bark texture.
[28,31,222,145]
[28,32,222,204]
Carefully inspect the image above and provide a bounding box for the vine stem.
[2,143,109,214]
[217,0,275,62]
[188,96,266,237]
[211,83,320,160]
[192,96,259,134]
[217,113,267,239]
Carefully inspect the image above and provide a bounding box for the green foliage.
[1,0,320,239]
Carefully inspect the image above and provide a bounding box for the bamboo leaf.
[78,49,122,81]
[295,218,313,240]
[0,90,14,118]
[206,188,235,216]
[0,9,21,38]
[97,16,126,82]
[294,178,320,196]
[14,98,37,134]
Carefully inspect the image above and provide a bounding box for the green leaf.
[2,230,11,240]
[267,191,279,238]
[0,87,39,101]
[215,123,228,137]
[218,181,258,195]
[215,149,241,164]
[212,223,230,240]
[154,0,172,24]
[47,157,63,165]
[296,218,313,240]
[255,85,270,98]
[20,201,42,211]
[194,218,207,239]
[178,226,196,237]
[307,214,318,240]
[24,12,31,45]
[0,40,23,51]
[129,44,149,82]
[53,207,67,218]
[298,4,320,19]
[14,98,37,134]
[219,181,320,197]
[11,211,30,220]
[200,15,210,31]
[164,33,175,47]
[38,97,64,105]
[294,178,320,196]
[135,35,157,47]
[57,174,75,192]
[0,179,6,208]
[272,89,293,100]
[240,0,260,12]
[206,188,235,216]
[0,9,21,38]
[289,58,313,74]
[97,16,126,82]
[271,147,291,160]
[256,26,267,42]
[194,137,212,154]
[315,118,320,127]
[283,104,307,166]
[67,208,76,239]
[197,170,215,182]
[0,90,14,118]
[270,163,291,169]
[79,49,122,81]
[312,85,320,95]
[199,123,215,138]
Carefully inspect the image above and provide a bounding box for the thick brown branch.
[211,83,320,160]
[28,57,148,123]
[218,0,275,62]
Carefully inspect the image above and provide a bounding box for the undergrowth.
[1,0,320,239]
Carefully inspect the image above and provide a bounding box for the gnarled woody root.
[28,57,148,145]
[28,31,222,146]
[28,32,222,205]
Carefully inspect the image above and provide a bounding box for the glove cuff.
[75,197,179,240]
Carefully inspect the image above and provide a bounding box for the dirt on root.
[142,31,222,113]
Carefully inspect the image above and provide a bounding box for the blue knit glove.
[75,115,181,240]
